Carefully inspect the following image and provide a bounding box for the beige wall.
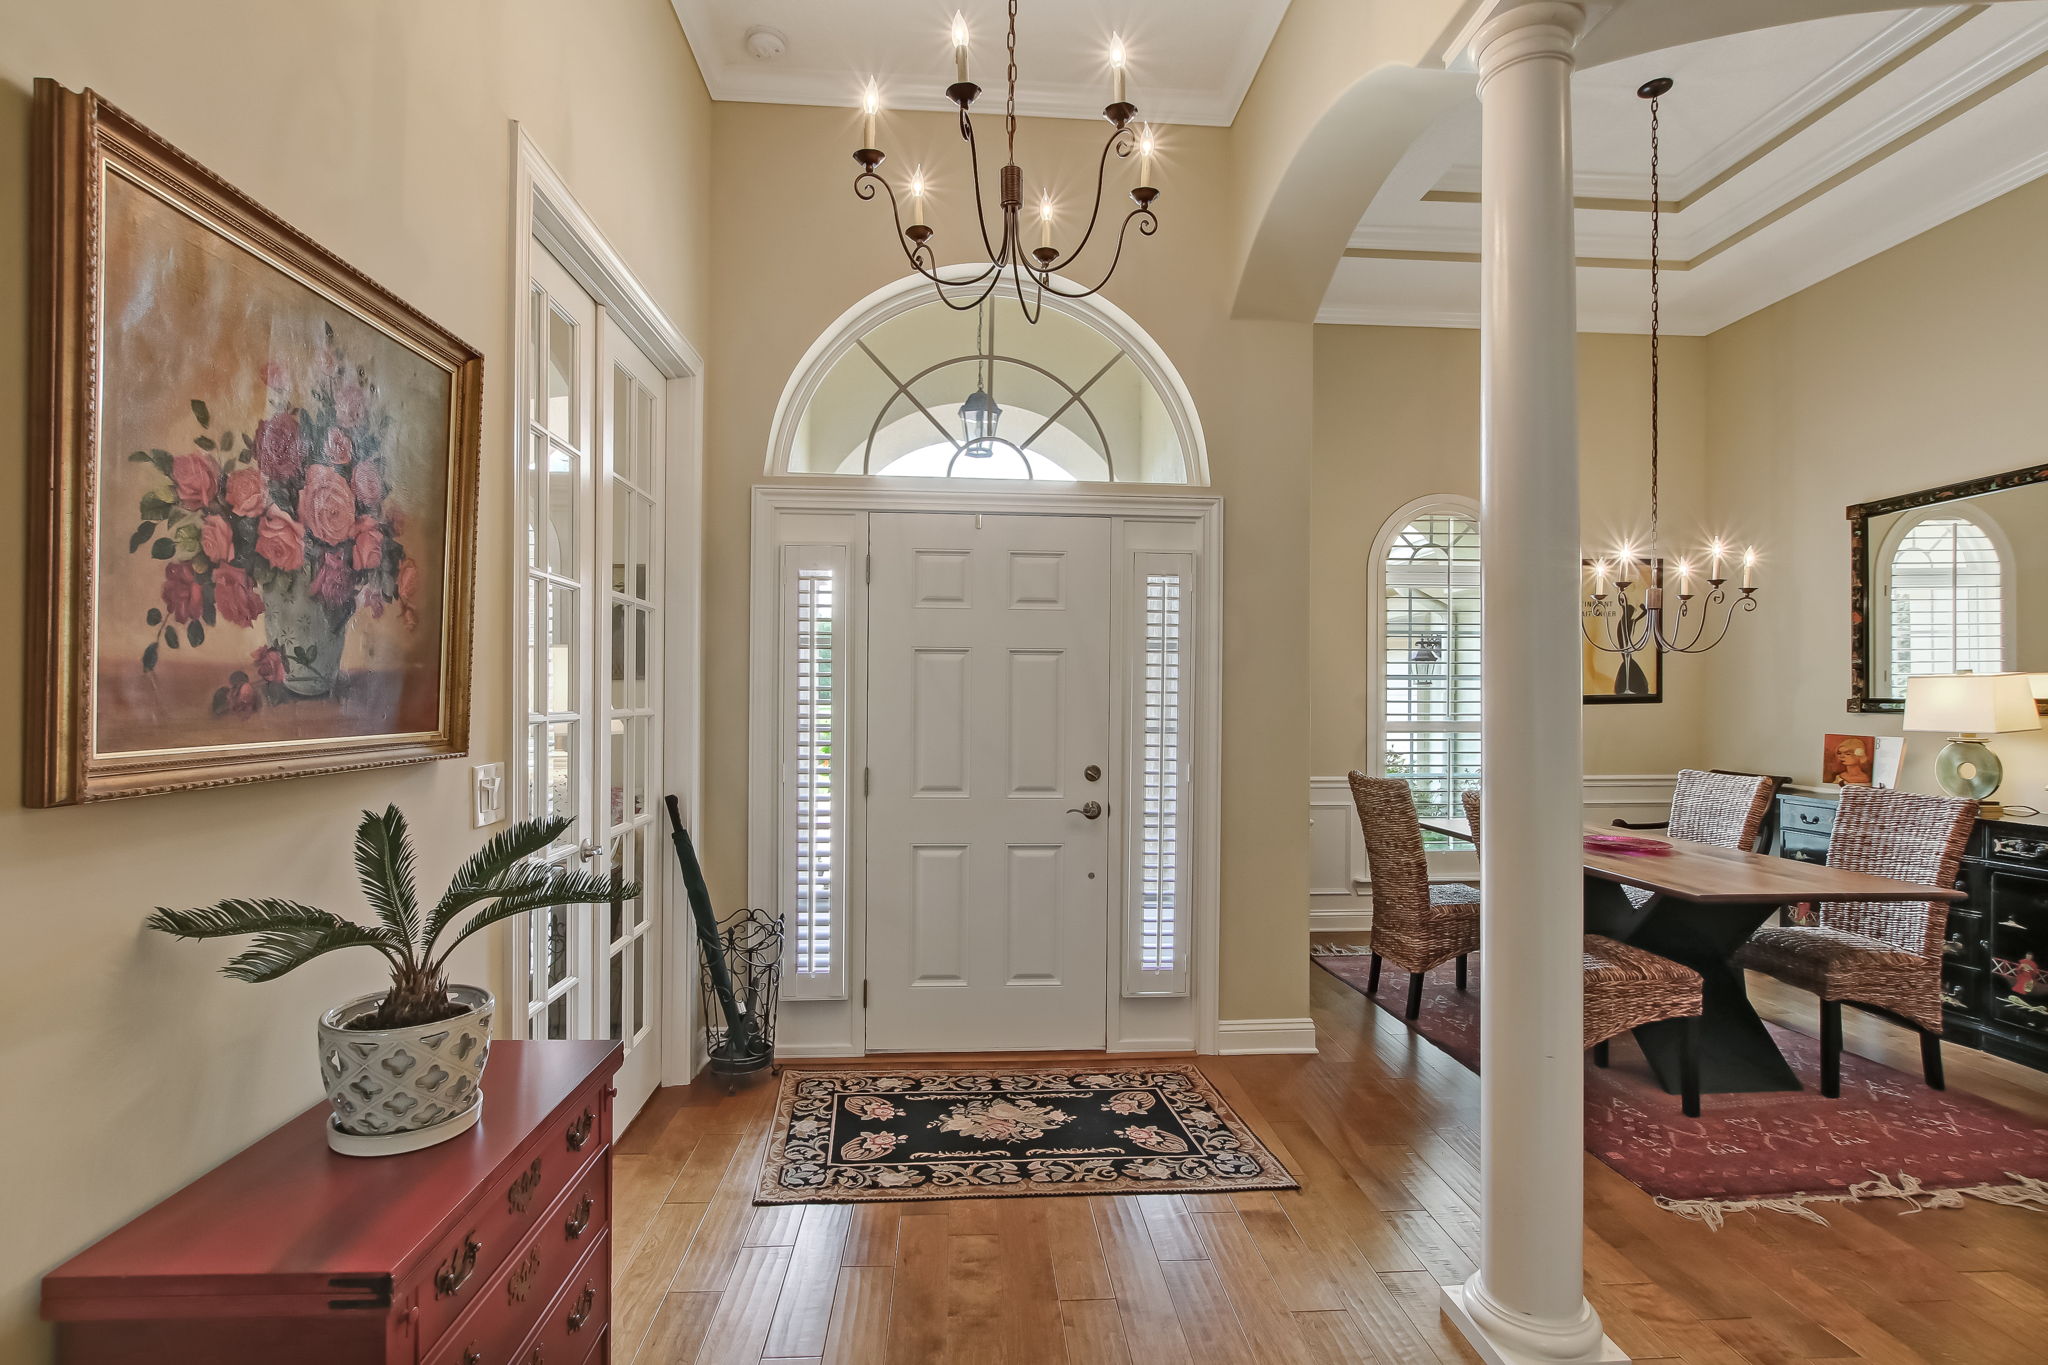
[1309,325,1712,783]
[0,3,710,1360]
[704,103,1314,1024]
[1700,174,2048,797]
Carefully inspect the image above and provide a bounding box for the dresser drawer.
[1777,831,1830,866]
[424,1157,609,1365]
[517,1232,610,1365]
[1778,797,1838,838]
[408,1079,611,1349]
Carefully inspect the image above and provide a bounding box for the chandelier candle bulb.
[1039,194,1053,250]
[909,166,928,227]
[1110,33,1127,104]
[952,12,969,84]
[1138,125,1157,186]
[1742,548,1757,590]
[861,82,879,150]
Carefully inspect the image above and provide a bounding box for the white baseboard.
[1309,906,1374,932]
[773,1043,865,1058]
[1214,1017,1318,1055]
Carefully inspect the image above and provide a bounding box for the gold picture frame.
[27,81,482,804]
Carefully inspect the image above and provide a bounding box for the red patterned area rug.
[755,1063,1297,1204]
[1315,949,2048,1225]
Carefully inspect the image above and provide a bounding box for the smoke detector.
[744,26,788,62]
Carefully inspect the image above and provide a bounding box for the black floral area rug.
[756,1063,1298,1204]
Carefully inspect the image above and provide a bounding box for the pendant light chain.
[1005,0,1020,164]
[1648,85,1662,551]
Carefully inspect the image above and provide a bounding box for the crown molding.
[1670,13,2048,254]
[1687,142,2048,335]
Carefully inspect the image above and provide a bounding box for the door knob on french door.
[1066,801,1105,820]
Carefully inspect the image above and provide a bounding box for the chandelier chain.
[1005,0,1019,163]
[1648,88,1662,550]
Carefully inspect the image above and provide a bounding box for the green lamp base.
[1935,736,2004,815]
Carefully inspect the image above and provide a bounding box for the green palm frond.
[354,805,421,960]
[419,816,571,953]
[147,899,404,981]
[434,870,641,966]
[221,921,408,983]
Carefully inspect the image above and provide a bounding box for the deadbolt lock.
[1084,764,1102,782]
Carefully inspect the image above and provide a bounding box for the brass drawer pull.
[567,1284,596,1333]
[435,1233,482,1297]
[565,1195,594,1239]
[508,1158,544,1215]
[566,1109,595,1152]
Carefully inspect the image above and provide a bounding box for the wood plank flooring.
[607,953,2048,1364]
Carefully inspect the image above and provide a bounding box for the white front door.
[864,513,1112,1052]
[520,245,667,1119]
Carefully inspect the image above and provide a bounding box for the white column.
[1440,5,1625,1365]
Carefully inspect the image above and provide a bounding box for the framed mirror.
[1847,463,2048,713]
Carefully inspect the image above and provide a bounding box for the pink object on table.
[1583,833,1674,856]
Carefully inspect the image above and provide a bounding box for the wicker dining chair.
[1460,788,1482,849]
[1348,773,1480,1019]
[1584,934,1704,1117]
[1614,768,1778,851]
[1734,786,1975,1096]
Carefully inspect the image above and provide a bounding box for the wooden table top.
[1416,817,1964,906]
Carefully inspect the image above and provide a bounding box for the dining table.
[1415,816,1964,1096]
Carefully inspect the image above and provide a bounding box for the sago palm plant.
[147,805,635,1030]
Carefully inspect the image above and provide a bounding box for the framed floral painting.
[26,82,482,804]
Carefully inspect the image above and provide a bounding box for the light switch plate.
[471,762,505,828]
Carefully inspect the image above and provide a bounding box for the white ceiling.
[1326,3,2048,334]
[668,0,1292,127]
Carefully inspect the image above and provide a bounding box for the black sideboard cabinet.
[1770,792,2048,1074]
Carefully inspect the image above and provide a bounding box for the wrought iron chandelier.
[851,1,1160,322]
[1583,77,1761,669]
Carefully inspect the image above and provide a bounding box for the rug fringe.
[1656,1169,2048,1229]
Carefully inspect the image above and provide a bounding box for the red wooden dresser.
[43,1040,621,1365]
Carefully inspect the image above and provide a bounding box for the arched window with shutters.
[1877,506,2014,696]
[1370,497,1481,846]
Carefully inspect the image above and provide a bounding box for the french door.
[863,513,1113,1051]
[521,244,667,1117]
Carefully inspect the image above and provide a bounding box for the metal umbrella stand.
[664,797,782,1092]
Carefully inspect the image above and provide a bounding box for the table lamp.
[1902,671,2042,818]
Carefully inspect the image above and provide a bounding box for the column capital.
[1464,1,1585,87]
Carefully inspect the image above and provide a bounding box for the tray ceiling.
[1324,3,2048,334]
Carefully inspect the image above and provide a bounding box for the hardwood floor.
[608,950,2048,1365]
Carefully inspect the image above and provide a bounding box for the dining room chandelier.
[1584,77,1761,666]
[851,1,1160,323]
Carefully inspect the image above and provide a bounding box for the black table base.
[1584,876,1802,1095]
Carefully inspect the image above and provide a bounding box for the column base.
[1441,1282,1630,1365]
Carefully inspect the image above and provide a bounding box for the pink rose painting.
[87,167,465,761]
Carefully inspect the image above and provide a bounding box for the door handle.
[1066,801,1105,820]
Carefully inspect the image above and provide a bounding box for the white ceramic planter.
[317,985,493,1156]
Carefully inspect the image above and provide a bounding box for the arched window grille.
[771,273,1204,485]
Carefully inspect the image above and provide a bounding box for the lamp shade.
[1903,672,2043,736]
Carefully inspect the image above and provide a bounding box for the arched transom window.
[771,274,1205,485]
